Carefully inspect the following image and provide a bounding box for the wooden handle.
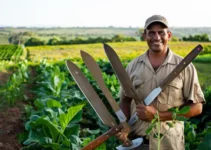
[160,44,203,89]
[81,126,121,150]
[81,125,133,150]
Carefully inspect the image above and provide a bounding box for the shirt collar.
[137,48,177,65]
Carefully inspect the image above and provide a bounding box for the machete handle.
[81,125,132,150]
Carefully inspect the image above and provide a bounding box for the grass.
[193,62,211,90]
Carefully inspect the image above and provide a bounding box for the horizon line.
[1,26,211,29]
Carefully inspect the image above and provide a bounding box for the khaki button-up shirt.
[120,49,205,150]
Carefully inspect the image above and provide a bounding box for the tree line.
[8,31,211,46]
[182,34,210,42]
[8,33,137,46]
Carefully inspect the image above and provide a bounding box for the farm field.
[27,41,211,61]
[0,41,211,150]
[26,41,211,89]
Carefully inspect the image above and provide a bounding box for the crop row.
[0,44,23,60]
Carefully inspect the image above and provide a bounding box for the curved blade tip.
[80,50,87,57]
[103,43,109,48]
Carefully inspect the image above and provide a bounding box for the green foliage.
[199,45,211,55]
[146,106,190,150]
[24,34,136,46]
[198,134,211,150]
[25,37,45,46]
[182,34,210,42]
[0,60,29,106]
[0,44,24,60]
[23,104,85,149]
[171,36,180,42]
[48,36,61,45]
[111,34,137,42]
[8,32,36,44]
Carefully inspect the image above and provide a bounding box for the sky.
[1,0,211,28]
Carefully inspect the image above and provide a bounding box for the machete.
[81,50,143,149]
[66,60,140,150]
[81,51,129,128]
[103,43,203,125]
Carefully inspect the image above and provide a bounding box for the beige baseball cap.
[144,15,168,29]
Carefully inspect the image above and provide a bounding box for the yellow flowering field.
[27,41,211,62]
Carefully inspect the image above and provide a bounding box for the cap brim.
[144,20,168,29]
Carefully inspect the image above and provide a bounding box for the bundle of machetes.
[66,43,203,150]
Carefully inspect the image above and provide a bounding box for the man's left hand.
[136,104,157,121]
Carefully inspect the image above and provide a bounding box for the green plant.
[146,106,190,150]
[23,103,85,150]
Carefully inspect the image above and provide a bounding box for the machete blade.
[66,60,117,127]
[103,43,139,100]
[81,50,130,132]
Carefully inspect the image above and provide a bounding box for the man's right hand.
[115,130,133,146]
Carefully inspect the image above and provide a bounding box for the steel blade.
[81,50,131,133]
[116,138,143,150]
[81,50,127,122]
[66,60,117,127]
[159,44,203,89]
[103,43,139,100]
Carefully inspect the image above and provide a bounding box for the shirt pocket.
[133,79,144,102]
[168,78,184,107]
[158,77,184,108]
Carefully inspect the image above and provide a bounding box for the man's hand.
[136,104,157,121]
[115,130,132,146]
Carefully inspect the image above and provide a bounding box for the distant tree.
[112,34,125,42]
[48,36,61,45]
[171,36,179,42]
[124,37,137,42]
[25,37,45,46]
[8,34,25,44]
[182,34,209,42]
[201,34,209,41]
[8,32,36,44]
[70,37,85,44]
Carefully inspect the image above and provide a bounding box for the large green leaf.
[178,106,190,114]
[24,130,60,150]
[64,124,80,137]
[23,130,44,145]
[46,99,62,108]
[44,108,59,122]
[70,109,83,124]
[176,116,189,121]
[59,103,85,132]
[25,115,40,130]
[33,116,64,142]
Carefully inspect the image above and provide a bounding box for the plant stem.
[157,111,161,150]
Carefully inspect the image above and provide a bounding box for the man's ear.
[168,31,172,41]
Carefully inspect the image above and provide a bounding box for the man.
[117,15,205,150]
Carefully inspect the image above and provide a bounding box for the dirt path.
[0,106,24,150]
[0,67,36,150]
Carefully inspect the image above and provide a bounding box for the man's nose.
[153,32,161,40]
